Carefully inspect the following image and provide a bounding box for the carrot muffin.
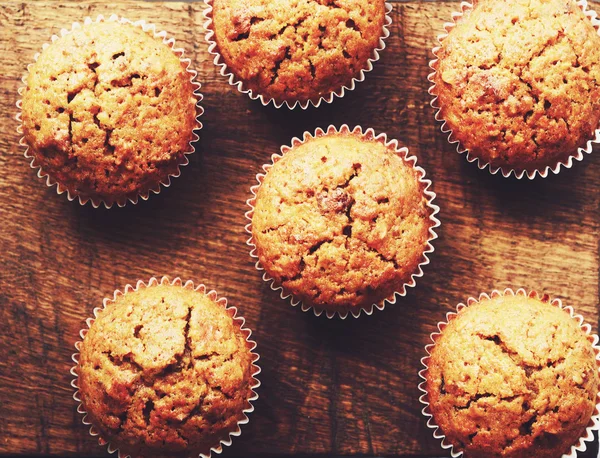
[208,0,388,106]
[431,0,600,174]
[77,283,256,457]
[425,294,599,458]
[250,130,435,315]
[21,20,199,207]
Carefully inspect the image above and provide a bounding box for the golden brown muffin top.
[251,133,434,313]
[78,284,254,458]
[425,294,599,458]
[21,21,199,206]
[210,0,386,105]
[432,0,600,173]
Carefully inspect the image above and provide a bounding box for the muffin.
[248,126,439,318]
[206,0,390,108]
[74,278,259,458]
[431,0,600,177]
[422,290,600,458]
[20,18,200,207]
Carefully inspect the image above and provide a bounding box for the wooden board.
[0,0,599,456]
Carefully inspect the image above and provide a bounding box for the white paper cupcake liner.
[203,0,392,110]
[70,276,261,458]
[16,14,204,208]
[428,0,600,179]
[245,124,441,319]
[418,288,600,458]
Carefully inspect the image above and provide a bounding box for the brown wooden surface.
[1,0,600,456]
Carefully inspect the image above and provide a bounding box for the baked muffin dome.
[251,130,435,314]
[425,293,599,458]
[432,0,600,174]
[209,0,387,106]
[77,283,255,457]
[21,21,199,206]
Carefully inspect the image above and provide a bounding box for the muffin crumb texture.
[433,0,600,172]
[21,21,198,205]
[211,0,386,104]
[78,284,254,458]
[426,295,599,458]
[252,133,433,312]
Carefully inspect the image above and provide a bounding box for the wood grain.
[0,0,599,456]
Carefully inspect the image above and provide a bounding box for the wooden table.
[1,1,599,456]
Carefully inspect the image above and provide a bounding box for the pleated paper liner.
[203,0,393,109]
[428,0,600,179]
[418,288,600,458]
[245,124,441,319]
[16,14,204,208]
[70,276,261,458]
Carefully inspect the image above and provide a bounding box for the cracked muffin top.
[251,132,434,313]
[77,284,255,458]
[432,0,600,173]
[425,294,599,458]
[210,0,387,105]
[21,21,199,206]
